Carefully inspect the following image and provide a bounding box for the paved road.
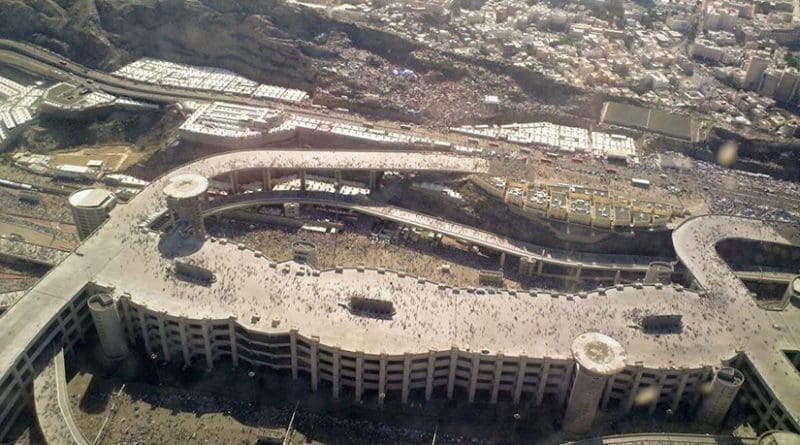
[565,432,756,445]
[32,346,89,445]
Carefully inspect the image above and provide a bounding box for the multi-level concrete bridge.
[1,149,798,443]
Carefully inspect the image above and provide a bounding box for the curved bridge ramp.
[205,190,672,272]
[32,346,89,445]
[565,433,757,445]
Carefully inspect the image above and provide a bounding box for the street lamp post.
[248,370,258,406]
[150,353,161,386]
[511,412,521,444]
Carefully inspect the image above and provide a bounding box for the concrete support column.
[690,367,713,410]
[228,317,239,367]
[563,334,627,436]
[262,169,272,191]
[574,267,582,280]
[537,261,544,275]
[447,347,458,399]
[671,372,690,412]
[401,354,412,404]
[649,372,664,414]
[355,352,364,402]
[558,361,575,407]
[536,358,550,405]
[368,170,377,190]
[378,354,387,405]
[601,374,617,410]
[490,353,504,403]
[230,172,239,194]
[300,170,307,191]
[468,355,480,403]
[289,329,298,379]
[157,313,169,362]
[614,270,622,285]
[499,253,506,268]
[758,400,780,431]
[72,299,86,343]
[425,351,436,401]
[120,300,134,343]
[332,347,341,400]
[139,309,152,355]
[335,170,342,191]
[625,364,644,413]
[55,316,70,354]
[513,356,528,405]
[310,337,319,392]
[201,320,213,370]
[178,320,191,367]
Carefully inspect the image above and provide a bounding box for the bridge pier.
[229,172,239,194]
[335,170,342,192]
[310,336,319,392]
[262,169,272,191]
[368,170,377,190]
[355,351,364,402]
[500,252,506,267]
[300,170,307,191]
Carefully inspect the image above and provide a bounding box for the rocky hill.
[0,0,593,122]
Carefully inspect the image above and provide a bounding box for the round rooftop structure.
[163,173,209,199]
[68,188,116,240]
[571,332,628,375]
[789,277,800,308]
[68,188,115,209]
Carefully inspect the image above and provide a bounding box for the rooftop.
[68,188,115,209]
[0,148,798,432]
[571,332,628,375]
[163,174,209,200]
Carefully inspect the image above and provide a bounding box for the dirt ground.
[0,262,42,292]
[65,352,537,445]
[61,346,751,445]
[49,144,148,172]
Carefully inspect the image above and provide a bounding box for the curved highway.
[206,190,671,272]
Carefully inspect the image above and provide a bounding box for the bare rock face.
[95,0,318,89]
[0,0,321,88]
[0,0,124,68]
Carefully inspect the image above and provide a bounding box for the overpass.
[673,215,800,432]
[205,190,671,274]
[0,148,797,441]
[565,432,757,445]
